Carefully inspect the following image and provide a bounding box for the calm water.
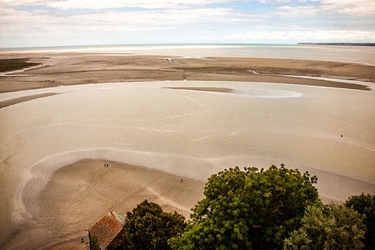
[2,44,375,65]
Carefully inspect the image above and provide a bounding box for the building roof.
[89,211,126,250]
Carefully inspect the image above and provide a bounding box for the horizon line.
[1,42,298,50]
[2,42,375,50]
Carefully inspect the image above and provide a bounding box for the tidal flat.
[0,48,374,249]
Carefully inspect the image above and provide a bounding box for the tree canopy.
[122,199,186,250]
[345,193,375,249]
[284,204,365,250]
[89,234,100,250]
[169,164,319,250]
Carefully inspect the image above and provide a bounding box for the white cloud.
[1,0,232,10]
[225,30,375,42]
[0,3,256,32]
[70,8,244,28]
[321,0,375,16]
[0,4,260,47]
[0,0,374,47]
[276,5,319,17]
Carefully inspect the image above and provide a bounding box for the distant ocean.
[2,43,375,65]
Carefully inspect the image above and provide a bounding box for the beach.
[0,48,375,249]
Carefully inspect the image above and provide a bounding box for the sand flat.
[1,49,375,249]
[1,53,375,93]
[17,159,204,250]
[0,80,374,249]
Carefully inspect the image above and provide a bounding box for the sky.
[0,0,374,48]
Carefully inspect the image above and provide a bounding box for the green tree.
[284,204,365,250]
[169,164,319,250]
[123,199,186,250]
[345,193,375,249]
[89,233,100,250]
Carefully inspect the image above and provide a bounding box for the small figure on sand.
[181,179,183,182]
[341,135,343,138]
[104,163,109,167]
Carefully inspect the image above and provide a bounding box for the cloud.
[0,0,374,47]
[0,2,257,31]
[0,3,260,47]
[276,5,319,17]
[225,30,375,42]
[1,0,233,10]
[321,0,375,16]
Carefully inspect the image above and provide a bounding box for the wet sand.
[0,93,57,109]
[1,53,375,93]
[0,52,375,249]
[16,159,204,250]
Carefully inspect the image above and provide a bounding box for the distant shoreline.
[298,42,375,46]
[2,42,375,51]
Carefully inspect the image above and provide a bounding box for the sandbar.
[1,53,375,93]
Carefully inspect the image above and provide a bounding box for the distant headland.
[298,42,375,46]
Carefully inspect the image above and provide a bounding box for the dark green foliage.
[284,204,365,250]
[89,233,101,250]
[0,58,40,72]
[169,164,319,250]
[123,200,186,250]
[345,193,375,249]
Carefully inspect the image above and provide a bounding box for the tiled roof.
[89,211,125,250]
